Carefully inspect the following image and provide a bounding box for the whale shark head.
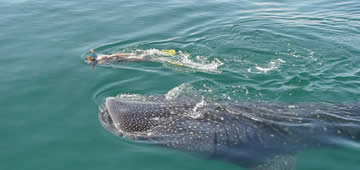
[99,96,197,138]
[100,97,159,135]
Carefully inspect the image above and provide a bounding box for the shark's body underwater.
[99,95,360,170]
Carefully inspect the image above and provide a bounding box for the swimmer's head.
[87,56,97,62]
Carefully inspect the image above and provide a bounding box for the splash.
[277,44,322,66]
[134,49,224,73]
[165,83,193,100]
[166,84,208,119]
[189,98,207,119]
[249,58,286,73]
[176,51,224,73]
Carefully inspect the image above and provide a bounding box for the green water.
[2,0,360,169]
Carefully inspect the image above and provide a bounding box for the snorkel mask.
[87,49,98,63]
[90,49,97,60]
[87,49,98,70]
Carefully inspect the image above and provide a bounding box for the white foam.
[178,52,224,72]
[278,45,322,65]
[189,98,207,119]
[166,83,192,100]
[254,58,286,73]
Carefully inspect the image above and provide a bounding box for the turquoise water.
[2,0,360,169]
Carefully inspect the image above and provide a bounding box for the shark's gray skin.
[99,95,360,170]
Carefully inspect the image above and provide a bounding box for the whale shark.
[98,95,360,170]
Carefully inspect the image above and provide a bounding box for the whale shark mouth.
[99,97,142,136]
[98,102,124,136]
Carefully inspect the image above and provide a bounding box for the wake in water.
[82,48,223,73]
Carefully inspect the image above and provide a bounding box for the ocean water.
[1,0,360,169]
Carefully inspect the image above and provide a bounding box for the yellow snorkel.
[161,49,177,55]
[159,49,184,66]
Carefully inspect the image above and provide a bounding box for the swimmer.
[87,49,183,67]
[87,49,145,64]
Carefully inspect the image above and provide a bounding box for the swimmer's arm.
[110,53,145,61]
[110,52,138,57]
[110,53,130,57]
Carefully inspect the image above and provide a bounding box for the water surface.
[1,0,360,169]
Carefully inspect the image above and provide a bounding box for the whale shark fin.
[251,155,296,170]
